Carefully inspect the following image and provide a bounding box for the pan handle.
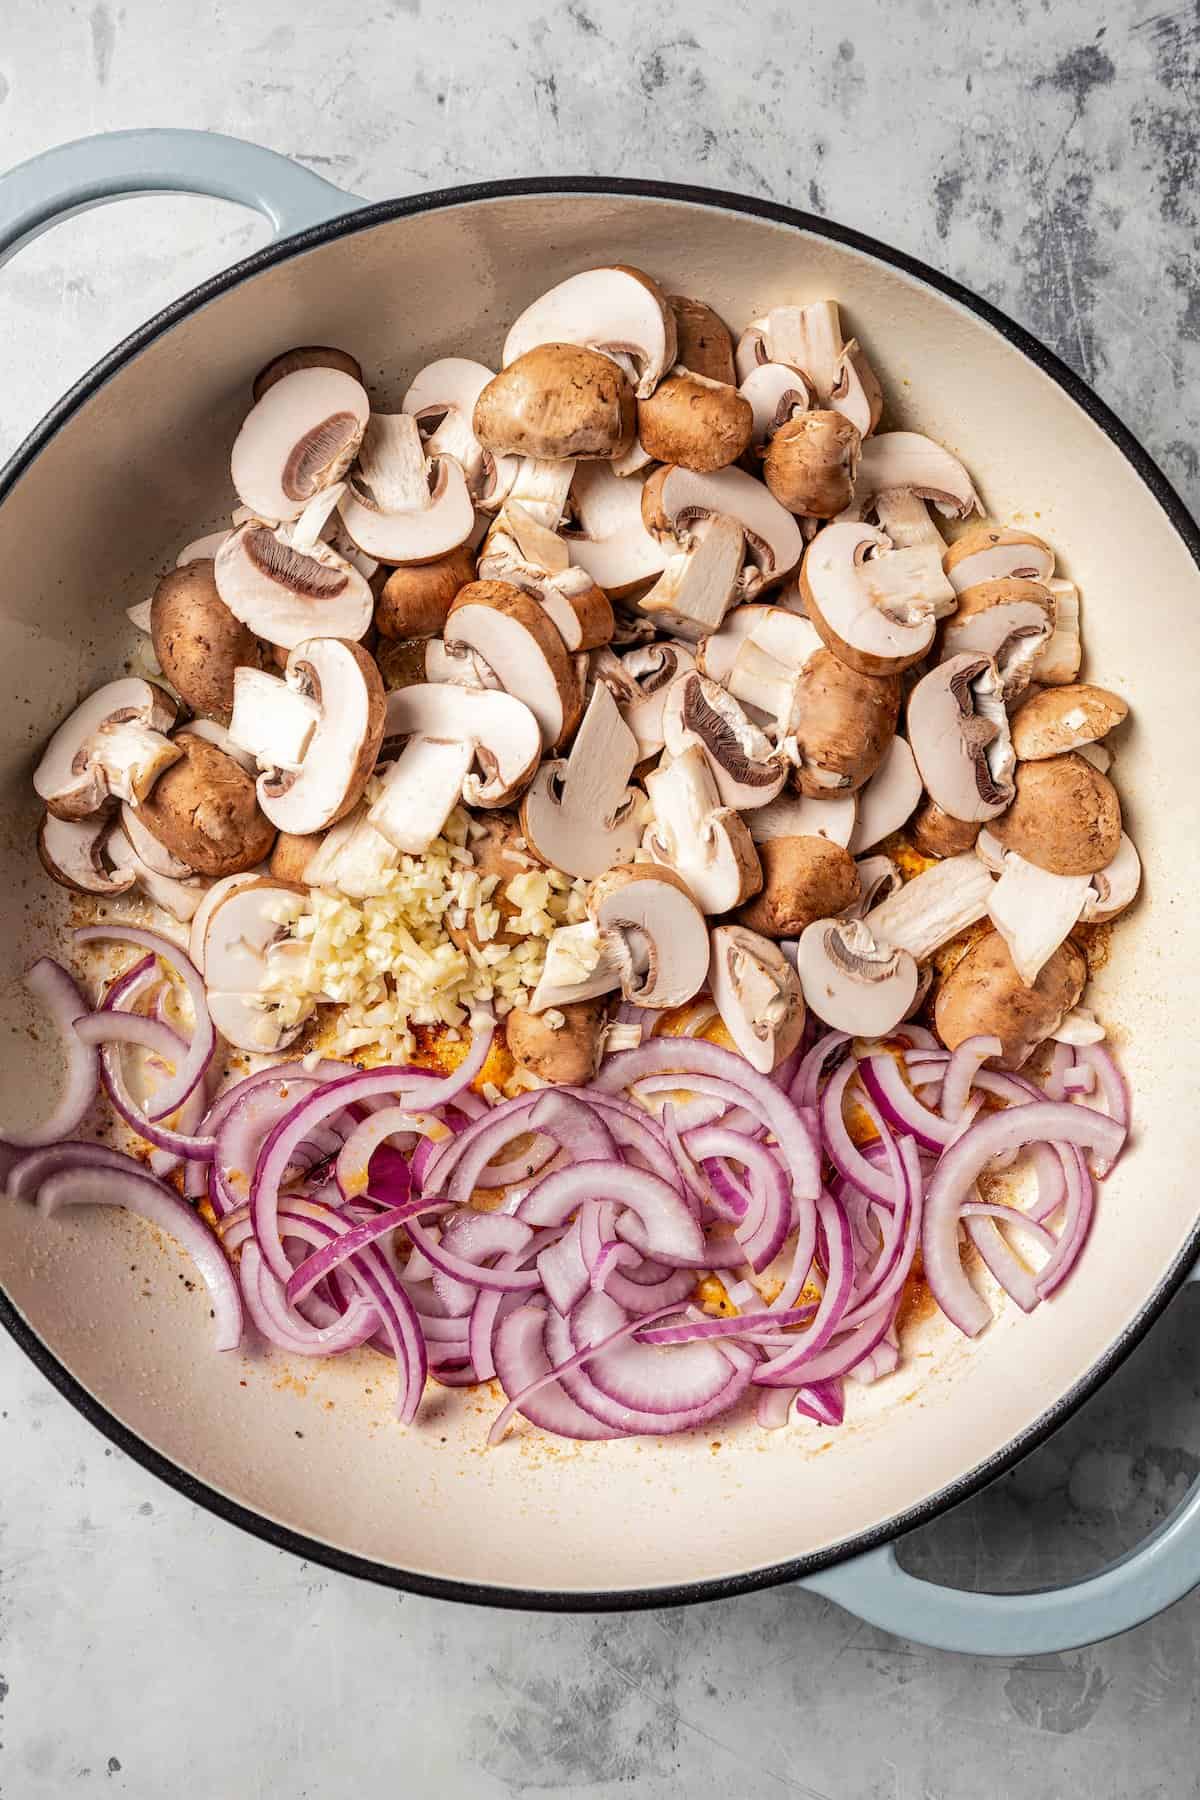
[801,1262,1200,1654]
[0,128,361,267]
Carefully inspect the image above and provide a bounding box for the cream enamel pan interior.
[1,184,1197,1607]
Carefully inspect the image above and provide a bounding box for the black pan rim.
[3,172,1198,1615]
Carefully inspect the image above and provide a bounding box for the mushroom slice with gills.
[34,678,180,821]
[423,637,503,691]
[984,849,1092,986]
[846,735,922,854]
[337,413,475,565]
[474,344,637,462]
[37,812,134,897]
[230,365,370,524]
[939,577,1056,700]
[368,737,475,856]
[737,835,861,939]
[800,521,953,677]
[255,639,386,838]
[662,671,787,810]
[636,367,753,473]
[106,828,210,923]
[848,430,980,531]
[119,803,194,880]
[1034,578,1083,686]
[562,462,668,596]
[641,463,803,598]
[1081,833,1141,923]
[228,666,322,774]
[784,649,901,796]
[988,752,1122,877]
[383,682,542,807]
[863,853,994,963]
[181,717,258,777]
[252,346,364,405]
[669,295,737,385]
[755,303,883,438]
[214,518,373,649]
[796,916,919,1036]
[519,682,642,880]
[589,865,709,1010]
[943,522,1055,595]
[617,640,696,758]
[502,265,676,400]
[202,878,312,1054]
[848,854,903,917]
[749,788,857,849]
[479,503,614,653]
[708,924,806,1074]
[643,745,762,914]
[150,561,259,723]
[1010,682,1128,761]
[402,356,518,509]
[187,870,268,973]
[907,654,1016,823]
[445,580,582,750]
[635,514,745,642]
[375,543,478,641]
[529,921,625,1013]
[739,362,814,448]
[909,796,981,860]
[934,929,1086,1070]
[763,410,862,519]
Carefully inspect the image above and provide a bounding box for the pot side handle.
[0,128,361,267]
[801,1262,1200,1655]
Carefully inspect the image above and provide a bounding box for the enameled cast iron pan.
[2,130,1199,1655]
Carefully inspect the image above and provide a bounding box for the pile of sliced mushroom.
[14,270,1139,1441]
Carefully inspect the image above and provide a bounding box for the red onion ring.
[75,926,214,1120]
[0,959,99,1148]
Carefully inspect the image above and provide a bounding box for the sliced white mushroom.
[1081,833,1141,923]
[175,529,231,568]
[181,717,259,776]
[589,865,709,1009]
[188,870,268,974]
[635,514,745,640]
[445,582,581,749]
[529,921,623,1013]
[337,412,475,564]
[756,302,882,438]
[849,854,903,916]
[126,598,154,634]
[562,462,669,595]
[642,463,803,597]
[369,736,477,854]
[214,518,373,649]
[800,521,954,676]
[985,850,1092,986]
[256,639,385,836]
[940,578,1056,699]
[37,812,134,896]
[721,606,824,734]
[403,357,518,510]
[119,803,194,880]
[519,682,642,879]
[907,654,1016,822]
[662,670,787,809]
[864,853,994,962]
[1035,578,1083,685]
[228,667,322,773]
[750,788,857,848]
[644,744,762,913]
[739,362,814,446]
[944,524,1055,595]
[106,828,209,923]
[385,682,542,806]
[230,366,370,524]
[849,430,980,524]
[479,502,613,652]
[708,924,806,1073]
[846,735,923,854]
[503,457,577,532]
[34,678,179,820]
[202,877,312,1052]
[301,802,402,899]
[615,640,696,758]
[503,266,676,399]
[796,916,919,1035]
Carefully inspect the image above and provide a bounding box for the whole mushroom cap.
[763,410,861,518]
[138,731,277,876]
[474,343,636,462]
[909,798,981,860]
[1010,682,1129,761]
[788,650,900,797]
[934,928,1086,1069]
[736,834,861,939]
[374,544,477,640]
[150,561,259,722]
[637,371,753,473]
[990,753,1122,876]
[506,999,607,1086]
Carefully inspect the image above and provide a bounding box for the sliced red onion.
[860,1053,957,1152]
[792,1029,852,1108]
[434,1094,542,1200]
[846,1322,901,1385]
[599,1259,697,1315]
[570,1290,747,1414]
[753,1299,895,1387]
[240,1241,377,1354]
[1062,1064,1096,1096]
[839,1129,922,1330]
[793,1380,844,1426]
[962,1203,1059,1314]
[516,1161,705,1264]
[405,1214,540,1293]
[37,1163,241,1351]
[491,1304,622,1442]
[212,1073,323,1216]
[687,1126,791,1272]
[756,1385,795,1429]
[285,1196,451,1305]
[549,1298,755,1434]
[923,1103,1122,1336]
[940,1035,1003,1122]
[537,1213,592,1314]
[751,1190,855,1381]
[7,1139,142,1199]
[0,959,98,1148]
[1034,1145,1094,1298]
[335,1107,448,1200]
[1027,1141,1068,1222]
[1043,1039,1075,1102]
[820,1059,897,1206]
[75,926,214,1120]
[1071,1044,1129,1176]
[101,1044,216,1162]
[149,1075,210,1177]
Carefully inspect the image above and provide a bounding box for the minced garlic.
[258,806,590,1062]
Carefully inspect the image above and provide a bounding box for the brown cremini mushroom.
[138,730,277,877]
[474,344,636,462]
[910,799,981,859]
[669,295,736,384]
[736,835,861,938]
[637,370,753,472]
[502,265,676,399]
[989,754,1122,877]
[787,651,900,796]
[763,410,861,518]
[934,929,1086,1069]
[374,544,478,640]
[150,561,259,722]
[506,1000,607,1086]
[252,346,365,405]
[939,577,1056,699]
[1009,683,1129,761]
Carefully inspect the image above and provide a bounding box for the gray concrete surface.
[2,2,1199,1794]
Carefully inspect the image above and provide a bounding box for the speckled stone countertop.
[2,3,1199,1795]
